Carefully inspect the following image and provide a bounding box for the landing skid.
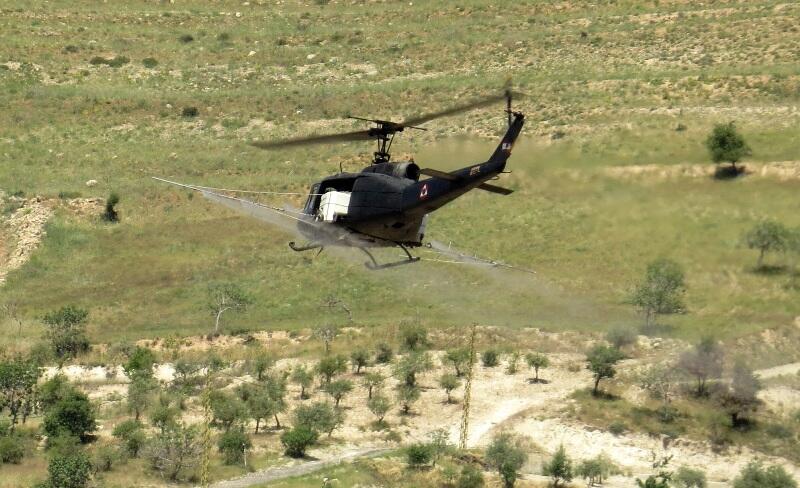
[289,241,324,256]
[361,244,420,270]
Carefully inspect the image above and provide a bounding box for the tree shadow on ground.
[750,264,789,276]
[712,164,747,180]
[639,322,675,337]
[527,377,550,385]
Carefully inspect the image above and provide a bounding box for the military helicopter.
[155,91,525,269]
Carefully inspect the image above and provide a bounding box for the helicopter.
[155,90,525,270]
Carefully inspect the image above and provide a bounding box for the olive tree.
[438,373,461,403]
[207,283,253,334]
[145,423,202,481]
[744,220,789,269]
[362,371,385,399]
[629,259,686,328]
[542,445,574,488]
[586,345,624,395]
[0,355,41,430]
[290,365,313,400]
[486,432,528,488]
[706,122,751,172]
[733,461,797,488]
[678,337,724,397]
[42,306,90,362]
[525,352,549,382]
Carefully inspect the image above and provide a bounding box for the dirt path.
[208,448,390,488]
[0,197,52,284]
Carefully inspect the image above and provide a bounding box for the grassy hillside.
[2,0,799,345]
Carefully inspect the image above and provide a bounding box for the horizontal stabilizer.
[477,183,513,195]
[419,168,460,181]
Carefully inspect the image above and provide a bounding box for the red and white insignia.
[419,183,429,199]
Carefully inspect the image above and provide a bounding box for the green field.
[2,0,800,347]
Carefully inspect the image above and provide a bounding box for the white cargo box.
[319,191,350,222]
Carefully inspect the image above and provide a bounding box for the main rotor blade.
[250,129,372,150]
[401,92,511,127]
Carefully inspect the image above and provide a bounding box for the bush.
[43,306,90,361]
[42,390,96,442]
[486,432,528,488]
[142,57,158,68]
[45,452,93,488]
[179,34,194,43]
[181,106,199,117]
[103,192,120,222]
[457,463,485,488]
[375,342,394,363]
[606,326,638,349]
[608,420,627,435]
[218,428,251,465]
[673,466,707,488]
[399,321,429,351]
[542,445,573,488]
[112,420,145,457]
[405,442,433,468]
[482,349,499,368]
[280,426,317,458]
[93,445,118,472]
[0,436,24,464]
[733,461,797,488]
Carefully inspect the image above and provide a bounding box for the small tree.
[505,352,520,375]
[281,425,317,458]
[486,432,528,488]
[457,463,485,488]
[218,428,251,465]
[396,384,421,415]
[393,351,433,387]
[127,376,155,421]
[678,337,724,397]
[42,390,96,442]
[244,386,274,433]
[42,306,90,362]
[367,394,391,427]
[542,444,573,488]
[209,390,248,432]
[112,419,145,457]
[732,460,797,488]
[123,346,156,381]
[350,347,370,373]
[586,345,624,395]
[324,379,353,407]
[149,395,179,434]
[445,348,471,377]
[290,365,313,400]
[638,363,680,422]
[145,423,202,481]
[247,351,274,381]
[705,122,751,172]
[362,371,385,399]
[577,454,615,486]
[313,324,339,354]
[717,361,761,427]
[744,221,789,268]
[293,401,343,437]
[44,451,93,488]
[439,373,461,403]
[629,259,686,328]
[525,352,550,382]
[316,354,348,385]
[673,466,707,488]
[399,321,429,351]
[0,354,41,430]
[207,283,253,334]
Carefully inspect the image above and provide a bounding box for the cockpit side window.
[303,183,321,214]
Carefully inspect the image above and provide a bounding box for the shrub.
[482,349,499,368]
[375,342,394,363]
[280,426,317,458]
[350,348,370,373]
[733,460,797,488]
[405,442,433,468]
[505,352,520,375]
[112,420,145,457]
[45,452,92,488]
[181,106,199,117]
[42,306,90,361]
[102,192,120,222]
[399,321,429,351]
[673,466,707,488]
[606,326,638,349]
[608,420,627,435]
[179,34,194,43]
[294,402,342,437]
[93,445,118,472]
[142,57,158,68]
[456,463,485,488]
[0,436,24,464]
[367,394,391,427]
[42,390,96,442]
[218,428,251,465]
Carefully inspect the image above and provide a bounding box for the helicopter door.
[303,183,321,215]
